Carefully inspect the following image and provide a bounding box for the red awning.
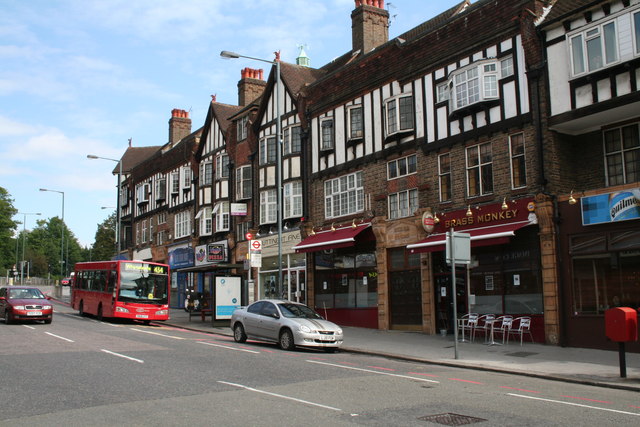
[294,223,372,253]
[406,220,534,253]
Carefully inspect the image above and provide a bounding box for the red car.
[0,286,53,324]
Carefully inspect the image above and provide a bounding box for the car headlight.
[13,305,25,310]
[155,309,168,316]
[43,305,52,310]
[115,307,129,313]
[299,325,312,333]
[336,329,343,335]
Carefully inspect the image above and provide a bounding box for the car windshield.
[9,288,45,299]
[278,303,323,319]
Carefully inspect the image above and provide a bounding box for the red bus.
[71,260,170,323]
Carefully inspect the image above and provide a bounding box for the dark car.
[0,286,53,324]
[60,277,71,286]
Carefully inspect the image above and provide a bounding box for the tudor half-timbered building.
[295,0,559,342]
[539,0,640,350]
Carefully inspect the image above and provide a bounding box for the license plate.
[135,314,149,319]
[319,335,334,341]
[27,311,42,316]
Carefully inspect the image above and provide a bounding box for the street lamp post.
[88,155,122,256]
[39,188,65,276]
[220,50,283,297]
[17,212,41,285]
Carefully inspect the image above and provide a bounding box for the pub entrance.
[388,248,422,330]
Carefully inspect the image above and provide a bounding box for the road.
[1,300,639,426]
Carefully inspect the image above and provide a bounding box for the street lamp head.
[220,50,241,59]
[87,154,99,159]
[39,188,47,192]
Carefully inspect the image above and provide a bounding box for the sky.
[1,0,463,247]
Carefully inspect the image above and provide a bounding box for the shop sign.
[231,203,247,216]
[194,240,228,266]
[422,209,435,233]
[168,243,194,269]
[260,230,302,257]
[438,197,535,231]
[581,188,640,226]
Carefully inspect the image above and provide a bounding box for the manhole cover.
[505,351,538,358]
[418,413,486,425]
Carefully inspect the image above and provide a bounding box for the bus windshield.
[119,263,169,305]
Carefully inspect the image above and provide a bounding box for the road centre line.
[130,328,185,340]
[306,360,439,384]
[45,332,75,342]
[101,349,144,364]
[507,393,640,417]
[198,341,260,354]
[218,381,342,412]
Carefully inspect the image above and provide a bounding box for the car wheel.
[97,305,103,321]
[233,323,247,343]
[325,347,337,353]
[44,318,52,324]
[4,311,12,325]
[78,301,85,316]
[279,329,295,351]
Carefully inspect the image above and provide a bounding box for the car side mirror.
[270,312,280,319]
[46,296,52,300]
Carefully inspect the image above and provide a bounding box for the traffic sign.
[250,240,262,252]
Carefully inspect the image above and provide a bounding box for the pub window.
[466,142,493,197]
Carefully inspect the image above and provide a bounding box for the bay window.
[260,189,277,224]
[385,94,414,135]
[284,181,303,218]
[570,20,618,76]
[235,165,252,200]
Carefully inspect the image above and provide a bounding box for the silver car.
[230,299,344,352]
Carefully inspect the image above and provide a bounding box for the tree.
[0,187,18,271]
[92,212,116,261]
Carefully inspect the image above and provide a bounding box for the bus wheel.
[97,305,103,321]
[78,301,85,316]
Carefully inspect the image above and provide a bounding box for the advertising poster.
[215,276,241,319]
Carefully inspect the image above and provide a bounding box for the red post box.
[605,307,638,342]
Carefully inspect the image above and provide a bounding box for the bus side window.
[107,271,116,293]
[94,271,106,292]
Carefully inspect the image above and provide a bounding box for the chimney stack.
[351,0,389,54]
[238,67,266,106]
[169,108,191,144]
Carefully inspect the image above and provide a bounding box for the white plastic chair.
[493,315,514,344]
[476,314,496,343]
[458,313,479,342]
[510,316,534,346]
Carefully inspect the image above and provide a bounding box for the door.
[434,271,467,333]
[288,269,306,303]
[388,248,422,330]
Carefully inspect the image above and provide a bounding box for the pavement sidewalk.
[43,286,640,392]
[164,308,640,392]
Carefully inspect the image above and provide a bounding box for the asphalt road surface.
[1,300,639,426]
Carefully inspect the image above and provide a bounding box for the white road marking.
[507,393,640,417]
[307,360,440,384]
[130,328,185,340]
[100,349,144,364]
[45,332,75,342]
[22,325,36,330]
[198,341,260,354]
[218,381,342,412]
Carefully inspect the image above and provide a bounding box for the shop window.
[314,249,377,310]
[571,231,640,315]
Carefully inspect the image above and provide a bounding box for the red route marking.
[500,386,540,393]
[449,378,483,385]
[561,395,612,404]
[408,372,439,378]
[337,361,357,366]
[629,405,640,409]
[367,366,396,371]
[308,357,328,361]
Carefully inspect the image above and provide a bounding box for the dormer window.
[237,116,248,141]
